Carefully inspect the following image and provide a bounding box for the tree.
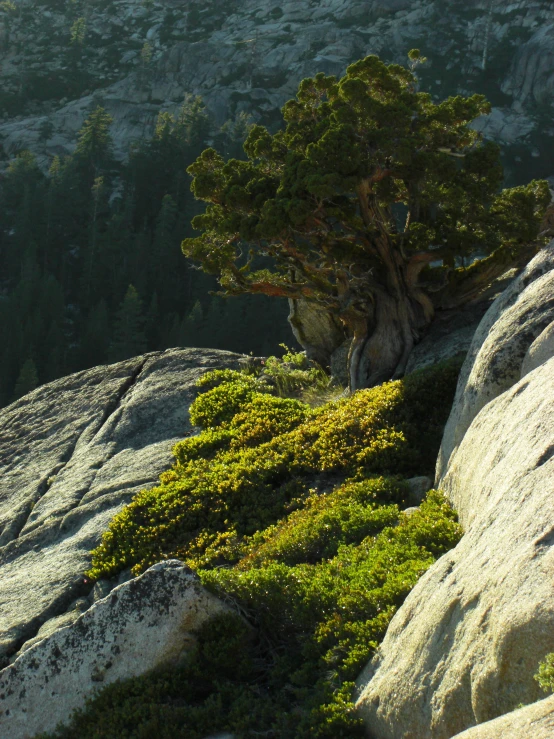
[13,358,38,400]
[74,106,114,180]
[70,17,86,47]
[109,285,147,362]
[80,299,110,369]
[183,53,550,390]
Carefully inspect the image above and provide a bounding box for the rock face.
[0,560,232,739]
[450,695,554,738]
[437,244,554,479]
[0,0,552,173]
[0,347,243,663]
[355,247,554,738]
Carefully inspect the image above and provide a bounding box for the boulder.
[356,249,554,738]
[437,244,554,479]
[0,348,244,663]
[451,695,554,739]
[357,355,554,738]
[0,560,233,739]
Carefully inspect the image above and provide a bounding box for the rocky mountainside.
[0,0,553,181]
[1,246,552,738]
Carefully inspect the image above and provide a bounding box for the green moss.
[55,358,464,738]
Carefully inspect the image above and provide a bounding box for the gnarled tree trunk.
[290,262,435,391]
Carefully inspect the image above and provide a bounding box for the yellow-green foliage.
[202,490,461,684]
[536,653,554,693]
[87,360,461,580]
[261,344,334,400]
[239,478,409,568]
[56,359,463,738]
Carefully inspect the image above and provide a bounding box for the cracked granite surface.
[0,348,243,661]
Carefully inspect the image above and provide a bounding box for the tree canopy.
[183,53,550,389]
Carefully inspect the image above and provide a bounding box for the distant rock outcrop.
[0,0,552,173]
[0,560,232,739]
[0,348,243,664]
[356,245,554,738]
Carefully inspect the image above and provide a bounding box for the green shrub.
[239,477,410,567]
[202,490,462,682]
[65,359,463,737]
[189,375,260,428]
[87,360,460,580]
[56,487,461,739]
[261,344,334,400]
[536,653,554,693]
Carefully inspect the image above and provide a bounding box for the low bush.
[87,359,461,580]
[53,358,464,737]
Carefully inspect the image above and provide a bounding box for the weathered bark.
[290,259,434,391]
[288,182,439,390]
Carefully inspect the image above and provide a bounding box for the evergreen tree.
[145,292,160,349]
[74,106,114,180]
[13,358,38,400]
[109,285,147,362]
[183,299,203,347]
[80,299,110,369]
[184,52,550,389]
[0,93,303,409]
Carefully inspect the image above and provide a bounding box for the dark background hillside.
[0,0,553,405]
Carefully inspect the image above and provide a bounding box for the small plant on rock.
[536,653,554,693]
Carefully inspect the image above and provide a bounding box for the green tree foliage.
[183,53,550,389]
[109,285,147,362]
[74,106,114,179]
[13,357,38,400]
[70,16,86,47]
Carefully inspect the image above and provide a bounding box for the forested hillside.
[1,0,553,405]
[0,99,290,406]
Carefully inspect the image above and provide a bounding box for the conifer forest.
[0,100,291,406]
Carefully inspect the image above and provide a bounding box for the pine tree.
[109,285,147,362]
[152,194,178,294]
[145,292,160,349]
[13,358,38,400]
[184,52,550,390]
[80,299,110,369]
[74,107,114,180]
[184,299,203,347]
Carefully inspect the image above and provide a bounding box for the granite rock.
[0,560,232,739]
[437,244,554,480]
[0,348,243,662]
[451,695,554,739]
